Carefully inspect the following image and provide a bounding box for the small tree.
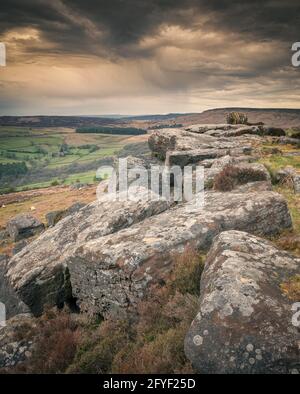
[226,112,248,125]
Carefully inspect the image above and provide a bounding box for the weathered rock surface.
[66,191,291,317]
[6,214,45,242]
[232,181,272,193]
[185,230,300,374]
[6,187,291,318]
[0,314,34,369]
[167,147,252,167]
[185,124,235,134]
[184,124,285,137]
[277,136,300,146]
[6,187,171,316]
[0,255,30,319]
[148,129,252,160]
[46,202,86,227]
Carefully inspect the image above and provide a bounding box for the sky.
[0,0,299,115]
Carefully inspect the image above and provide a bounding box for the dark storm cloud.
[0,0,299,57]
[0,0,299,115]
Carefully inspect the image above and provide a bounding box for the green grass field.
[0,126,139,193]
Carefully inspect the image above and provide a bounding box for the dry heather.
[213,165,267,192]
[2,247,204,374]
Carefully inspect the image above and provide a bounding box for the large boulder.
[166,147,252,167]
[6,214,45,242]
[66,191,291,317]
[186,124,262,138]
[185,230,300,374]
[6,187,171,316]
[148,129,251,160]
[185,124,236,134]
[0,255,30,319]
[6,188,291,318]
[184,124,285,137]
[277,136,300,146]
[262,126,285,137]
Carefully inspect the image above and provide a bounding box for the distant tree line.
[0,162,28,179]
[76,126,147,135]
[151,123,183,129]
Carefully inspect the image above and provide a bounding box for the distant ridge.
[164,108,300,128]
[1,108,300,128]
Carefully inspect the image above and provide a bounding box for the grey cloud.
[1,1,299,56]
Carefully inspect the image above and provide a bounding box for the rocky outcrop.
[148,128,252,161]
[6,187,171,316]
[167,147,252,167]
[66,191,291,317]
[277,136,300,146]
[185,231,300,374]
[6,188,291,318]
[1,121,298,374]
[184,124,285,137]
[6,214,45,242]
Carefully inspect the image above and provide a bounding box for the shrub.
[67,319,132,374]
[204,178,214,189]
[280,275,300,301]
[168,247,204,296]
[11,309,80,374]
[226,112,248,125]
[69,247,203,374]
[8,248,204,374]
[214,165,267,191]
[51,180,60,186]
[276,234,300,255]
[112,323,193,374]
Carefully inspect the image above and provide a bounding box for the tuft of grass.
[268,185,300,256]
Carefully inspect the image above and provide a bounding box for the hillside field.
[0,126,148,193]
